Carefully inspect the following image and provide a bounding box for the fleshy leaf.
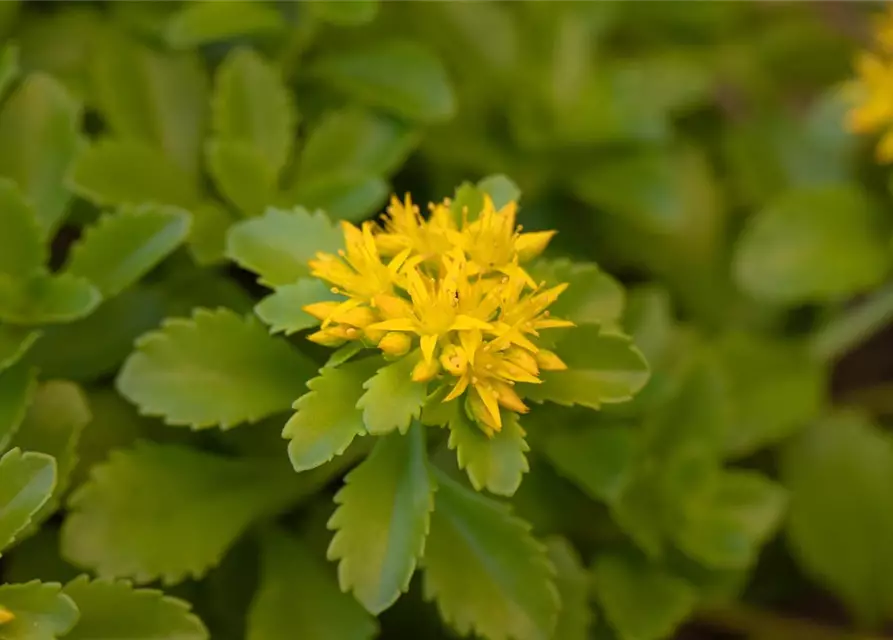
[226,207,343,287]
[211,47,295,175]
[247,530,377,640]
[524,326,649,409]
[328,425,435,614]
[307,0,379,26]
[0,179,45,278]
[67,139,200,209]
[62,576,208,640]
[312,40,455,123]
[0,273,101,325]
[282,172,388,223]
[62,442,302,584]
[0,449,56,554]
[478,175,521,210]
[546,537,593,640]
[0,362,37,452]
[423,470,558,640]
[255,278,341,335]
[0,581,78,639]
[0,326,41,372]
[529,259,624,328]
[283,357,381,472]
[65,205,191,298]
[206,140,276,217]
[188,202,236,266]
[357,354,428,435]
[0,72,80,235]
[117,308,314,429]
[165,1,283,48]
[447,408,529,496]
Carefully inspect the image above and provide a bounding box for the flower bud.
[378,332,412,357]
[439,344,468,376]
[515,230,556,262]
[303,301,339,322]
[412,357,442,382]
[535,349,567,371]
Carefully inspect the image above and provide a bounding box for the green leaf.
[165,1,284,48]
[0,449,56,554]
[734,185,889,304]
[65,205,191,298]
[117,308,314,429]
[206,140,276,217]
[524,326,649,409]
[299,107,418,179]
[62,442,301,584]
[307,0,379,26]
[0,581,78,639]
[529,259,625,327]
[423,470,558,640]
[67,139,200,209]
[188,202,236,266]
[0,72,80,235]
[211,47,295,175]
[11,381,91,523]
[782,413,893,626]
[226,207,343,287]
[0,179,45,278]
[283,172,389,223]
[328,425,435,614]
[357,354,428,435]
[0,42,19,101]
[545,537,593,640]
[0,362,37,452]
[0,326,41,372]
[91,28,208,175]
[247,530,377,640]
[591,551,696,640]
[62,576,208,640]
[447,408,529,496]
[0,273,101,325]
[313,40,455,123]
[477,174,521,210]
[283,357,380,472]
[255,278,341,335]
[542,424,636,503]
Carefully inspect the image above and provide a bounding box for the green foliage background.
[0,1,891,639]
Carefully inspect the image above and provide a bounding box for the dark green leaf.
[307,1,379,26]
[283,172,389,223]
[0,179,45,278]
[546,537,593,640]
[0,326,41,372]
[0,362,37,452]
[206,140,276,217]
[0,449,55,554]
[0,273,101,325]
[165,1,283,48]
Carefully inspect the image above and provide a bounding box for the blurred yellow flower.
[305,192,571,434]
[846,8,893,162]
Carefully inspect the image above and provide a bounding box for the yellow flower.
[846,8,893,162]
[303,190,572,435]
[0,607,13,625]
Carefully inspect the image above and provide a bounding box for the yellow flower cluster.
[304,194,572,434]
[846,7,893,162]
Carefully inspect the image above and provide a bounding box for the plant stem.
[810,282,893,363]
[698,603,891,640]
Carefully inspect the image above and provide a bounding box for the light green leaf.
[0,581,78,640]
[0,43,19,101]
[165,1,284,48]
[226,207,343,287]
[0,72,80,235]
[524,326,649,409]
[188,202,236,266]
[313,40,455,123]
[0,449,56,554]
[91,27,208,174]
[283,357,380,472]
[117,308,314,429]
[542,424,636,503]
[0,362,37,452]
[734,185,889,304]
[283,172,389,223]
[546,537,593,640]
[592,552,695,640]
[529,259,625,327]
[0,179,45,278]
[782,413,893,626]
[206,140,276,217]
[65,205,191,298]
[247,530,377,640]
[62,576,208,640]
[0,326,41,373]
[328,425,435,614]
[622,285,673,367]
[255,278,341,335]
[299,107,418,179]
[62,442,301,584]
[0,273,101,325]
[448,408,529,496]
[423,470,558,640]
[478,174,521,210]
[11,381,91,524]
[67,139,200,209]
[307,0,379,26]
[357,354,428,435]
[211,47,295,175]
